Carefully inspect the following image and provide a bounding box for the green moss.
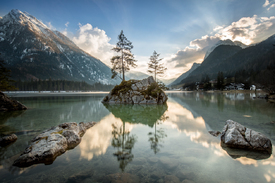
[35,136,48,144]
[141,82,162,99]
[111,80,137,95]
[51,130,64,135]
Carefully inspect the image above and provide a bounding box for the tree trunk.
[122,49,125,81]
[154,68,157,82]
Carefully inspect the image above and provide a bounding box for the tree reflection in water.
[104,103,168,171]
[111,122,137,171]
[148,113,168,154]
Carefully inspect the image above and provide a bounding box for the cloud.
[170,47,205,68]
[168,35,220,68]
[167,15,275,74]
[69,23,115,66]
[263,0,275,10]
[46,21,56,30]
[216,15,275,44]
[268,4,275,10]
[263,0,270,7]
[65,21,69,27]
[190,35,221,49]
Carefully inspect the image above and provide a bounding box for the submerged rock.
[208,131,221,137]
[0,134,17,146]
[221,120,272,154]
[13,121,96,167]
[102,76,168,104]
[0,92,27,111]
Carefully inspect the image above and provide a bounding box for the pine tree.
[111,30,136,81]
[217,71,224,90]
[148,51,167,81]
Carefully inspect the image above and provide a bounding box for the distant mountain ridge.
[169,63,200,87]
[0,9,119,85]
[178,34,275,86]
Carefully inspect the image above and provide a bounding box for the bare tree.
[111,30,136,81]
[148,51,167,81]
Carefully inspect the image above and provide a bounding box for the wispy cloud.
[268,4,275,10]
[65,21,69,27]
[263,0,275,10]
[46,21,56,30]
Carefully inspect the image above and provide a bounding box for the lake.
[0,91,275,183]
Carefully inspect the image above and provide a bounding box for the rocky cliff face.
[102,76,168,104]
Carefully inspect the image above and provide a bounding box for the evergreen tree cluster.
[13,79,115,92]
[0,57,16,91]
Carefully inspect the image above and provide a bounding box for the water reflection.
[103,103,169,170]
[148,114,168,154]
[221,144,271,160]
[111,122,137,171]
[0,110,25,134]
[103,104,168,127]
[1,92,275,182]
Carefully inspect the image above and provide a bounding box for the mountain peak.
[204,39,247,60]
[1,9,49,31]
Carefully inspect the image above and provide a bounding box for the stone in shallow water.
[221,120,272,154]
[164,175,180,183]
[66,173,92,183]
[13,121,96,167]
[103,173,139,183]
[208,131,221,137]
[0,134,17,146]
[175,171,196,181]
[148,157,159,163]
[159,157,179,170]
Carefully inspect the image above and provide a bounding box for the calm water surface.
[0,91,275,183]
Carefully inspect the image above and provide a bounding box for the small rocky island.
[102,76,167,104]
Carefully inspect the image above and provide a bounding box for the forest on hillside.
[12,79,115,92]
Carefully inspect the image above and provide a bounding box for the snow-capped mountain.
[0,9,119,85]
[204,39,248,60]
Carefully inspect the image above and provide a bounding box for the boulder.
[221,120,272,154]
[13,121,96,167]
[0,134,17,146]
[0,92,27,111]
[102,76,167,104]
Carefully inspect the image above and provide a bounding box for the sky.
[1,0,275,80]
